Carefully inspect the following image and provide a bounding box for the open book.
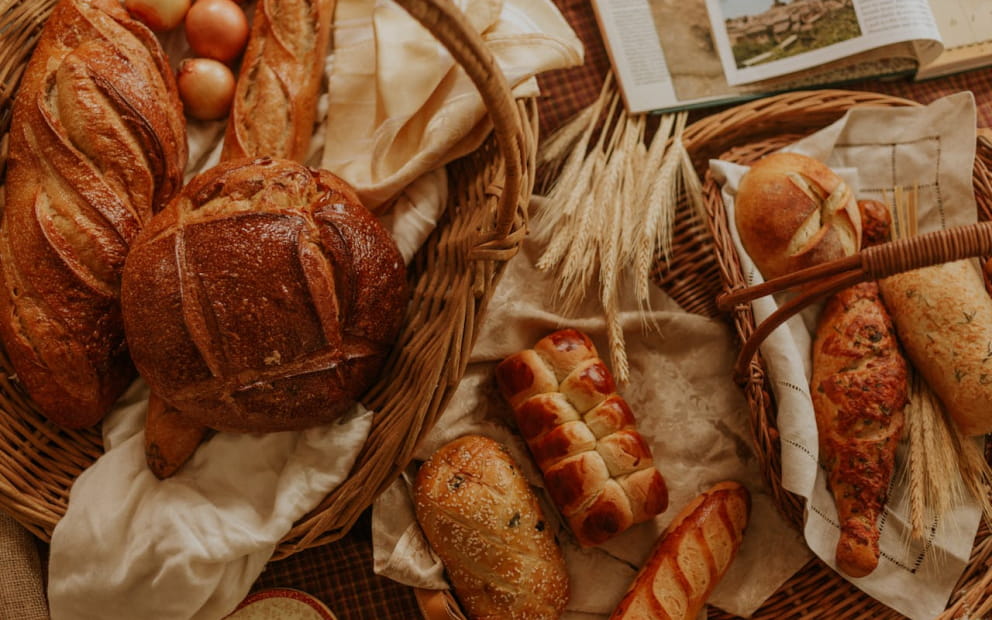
[591,0,992,115]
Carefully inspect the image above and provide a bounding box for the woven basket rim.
[689,88,992,619]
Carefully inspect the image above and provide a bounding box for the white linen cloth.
[709,92,983,620]
[370,230,814,618]
[45,0,583,618]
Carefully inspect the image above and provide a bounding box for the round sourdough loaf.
[735,152,861,280]
[120,158,408,432]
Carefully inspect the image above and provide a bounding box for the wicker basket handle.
[392,0,526,238]
[721,220,992,380]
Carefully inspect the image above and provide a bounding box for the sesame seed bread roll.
[413,435,569,620]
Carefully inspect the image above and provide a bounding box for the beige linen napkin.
[46,1,583,618]
[372,232,813,618]
[709,92,982,620]
[321,0,583,210]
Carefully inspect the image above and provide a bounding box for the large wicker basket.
[0,0,537,561]
[675,89,992,619]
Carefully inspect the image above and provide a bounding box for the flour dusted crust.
[735,152,861,281]
[880,259,992,436]
[413,435,569,620]
[496,329,669,547]
[0,0,187,427]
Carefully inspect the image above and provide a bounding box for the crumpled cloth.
[45,0,583,618]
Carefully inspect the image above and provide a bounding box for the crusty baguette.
[735,152,861,281]
[413,435,569,620]
[496,329,668,547]
[220,0,335,162]
[879,259,992,436]
[811,281,907,577]
[609,481,750,620]
[0,0,187,427]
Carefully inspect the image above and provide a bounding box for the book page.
[915,0,992,79]
[707,0,941,86]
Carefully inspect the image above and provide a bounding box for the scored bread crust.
[0,0,187,428]
[495,329,669,547]
[120,158,407,433]
[221,0,336,163]
[609,481,750,620]
[413,435,570,620]
[735,152,861,281]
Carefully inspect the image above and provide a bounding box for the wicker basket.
[0,0,537,560]
[679,89,992,619]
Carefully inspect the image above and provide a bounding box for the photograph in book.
[721,0,862,70]
[590,0,992,115]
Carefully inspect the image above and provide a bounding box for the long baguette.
[0,0,186,427]
[221,0,335,162]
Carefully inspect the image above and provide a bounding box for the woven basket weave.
[0,0,537,561]
[680,89,992,619]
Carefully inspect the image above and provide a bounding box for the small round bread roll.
[735,152,861,280]
[121,157,408,433]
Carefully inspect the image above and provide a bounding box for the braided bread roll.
[0,0,187,428]
[609,481,750,620]
[496,329,669,547]
[414,435,569,620]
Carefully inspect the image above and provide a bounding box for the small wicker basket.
[0,0,537,561]
[680,89,992,619]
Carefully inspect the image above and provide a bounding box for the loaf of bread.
[609,481,750,620]
[857,198,892,247]
[879,259,992,436]
[0,0,187,427]
[220,0,335,162]
[811,281,907,577]
[495,329,669,547]
[120,157,407,433]
[413,435,569,620]
[735,152,861,281]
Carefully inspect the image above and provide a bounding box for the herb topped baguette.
[879,259,992,436]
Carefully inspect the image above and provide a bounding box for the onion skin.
[124,0,192,32]
[184,0,250,63]
[176,58,236,121]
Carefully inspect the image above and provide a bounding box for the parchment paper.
[709,92,983,620]
[371,234,813,618]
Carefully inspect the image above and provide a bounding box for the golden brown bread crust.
[735,152,861,281]
[220,0,335,162]
[120,157,408,432]
[0,0,187,428]
[413,435,569,620]
[811,281,907,578]
[144,393,209,479]
[496,329,668,547]
[609,481,750,620]
[879,259,992,436]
